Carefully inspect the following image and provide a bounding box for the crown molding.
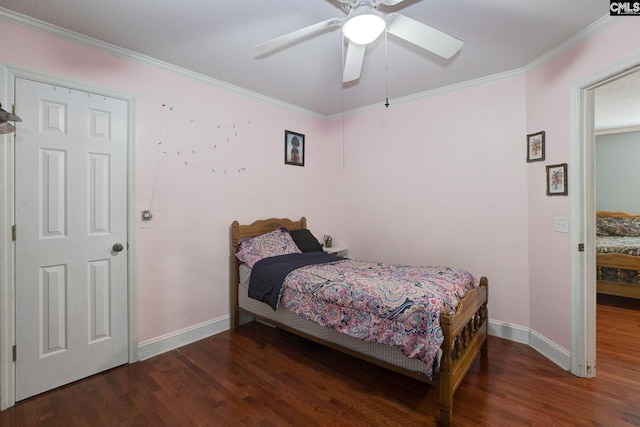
[595,125,640,135]
[0,8,325,120]
[525,15,622,73]
[332,14,624,120]
[329,68,525,120]
[0,8,625,121]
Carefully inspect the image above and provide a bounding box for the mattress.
[238,263,430,376]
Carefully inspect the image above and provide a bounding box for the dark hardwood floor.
[2,297,640,426]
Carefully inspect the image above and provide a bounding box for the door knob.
[112,243,124,252]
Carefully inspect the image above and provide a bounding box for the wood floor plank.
[2,296,640,426]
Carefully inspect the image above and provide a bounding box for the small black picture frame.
[285,130,305,167]
[546,163,568,196]
[526,131,545,162]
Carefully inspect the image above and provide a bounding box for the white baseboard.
[137,315,230,361]
[488,319,529,344]
[489,319,571,371]
[528,328,571,371]
[136,316,571,372]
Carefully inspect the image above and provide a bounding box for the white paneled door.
[14,78,129,400]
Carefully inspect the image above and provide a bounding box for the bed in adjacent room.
[229,217,489,426]
[596,211,640,299]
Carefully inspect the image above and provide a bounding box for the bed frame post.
[439,317,455,426]
[438,276,489,426]
[230,220,240,331]
[481,276,489,357]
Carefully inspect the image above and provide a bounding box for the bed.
[229,217,488,426]
[596,211,640,299]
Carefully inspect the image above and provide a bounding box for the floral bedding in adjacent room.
[278,259,477,379]
[596,215,640,237]
[595,215,640,285]
[596,235,640,256]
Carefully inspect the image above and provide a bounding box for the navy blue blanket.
[248,252,344,310]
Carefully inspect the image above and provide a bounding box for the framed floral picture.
[526,131,545,162]
[285,130,305,167]
[546,163,568,196]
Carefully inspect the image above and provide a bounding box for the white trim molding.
[569,52,640,379]
[489,320,571,371]
[528,330,571,371]
[525,16,621,74]
[138,317,572,374]
[137,316,230,361]
[0,8,619,122]
[595,125,640,135]
[0,64,16,411]
[0,8,325,120]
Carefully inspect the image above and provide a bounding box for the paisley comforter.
[249,253,477,379]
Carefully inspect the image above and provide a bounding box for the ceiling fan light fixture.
[342,13,386,45]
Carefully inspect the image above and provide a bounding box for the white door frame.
[0,65,138,410]
[569,54,640,377]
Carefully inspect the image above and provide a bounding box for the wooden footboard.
[596,211,640,299]
[438,276,489,426]
[230,218,489,426]
[596,253,640,299]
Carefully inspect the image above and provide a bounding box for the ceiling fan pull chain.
[385,30,390,108]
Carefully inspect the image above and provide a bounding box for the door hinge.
[12,345,16,362]
[12,225,16,241]
[578,243,584,252]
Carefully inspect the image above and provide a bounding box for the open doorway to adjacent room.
[592,68,640,373]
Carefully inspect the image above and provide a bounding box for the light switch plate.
[555,216,568,233]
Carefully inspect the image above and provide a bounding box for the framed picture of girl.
[285,130,305,166]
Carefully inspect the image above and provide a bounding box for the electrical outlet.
[141,210,152,229]
[554,216,568,233]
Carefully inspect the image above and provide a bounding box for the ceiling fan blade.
[387,13,463,59]
[0,121,16,134]
[379,0,406,5]
[0,106,22,122]
[343,41,366,82]
[254,18,341,51]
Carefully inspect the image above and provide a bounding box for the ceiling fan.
[0,103,22,135]
[254,0,463,83]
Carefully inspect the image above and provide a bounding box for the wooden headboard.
[229,217,307,330]
[596,211,640,219]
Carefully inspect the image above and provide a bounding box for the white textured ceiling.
[0,0,637,127]
[595,70,640,131]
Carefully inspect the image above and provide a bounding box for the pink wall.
[3,14,639,356]
[0,21,330,342]
[325,77,531,327]
[527,17,640,349]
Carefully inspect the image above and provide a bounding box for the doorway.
[571,60,640,378]
[0,68,138,409]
